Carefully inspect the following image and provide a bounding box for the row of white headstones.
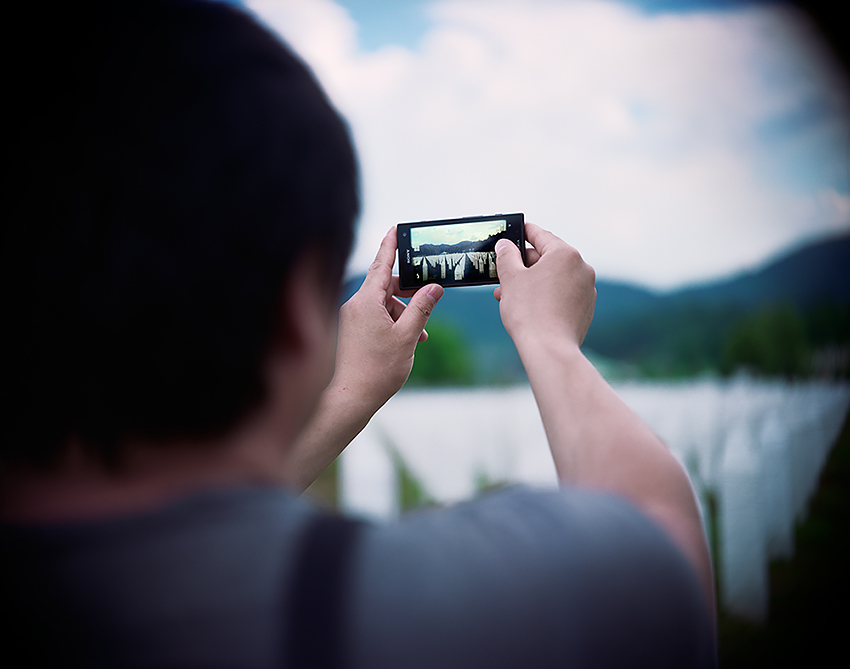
[338,377,850,621]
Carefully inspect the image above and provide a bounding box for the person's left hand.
[331,227,444,410]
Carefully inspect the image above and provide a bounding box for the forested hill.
[587,232,850,376]
[591,232,850,322]
[671,232,850,309]
[342,231,850,382]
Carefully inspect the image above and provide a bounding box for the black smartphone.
[397,213,525,290]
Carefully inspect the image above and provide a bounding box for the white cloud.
[247,0,850,289]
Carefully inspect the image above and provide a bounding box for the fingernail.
[426,284,444,303]
[495,239,511,254]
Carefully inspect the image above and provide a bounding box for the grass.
[718,407,850,666]
[303,458,339,510]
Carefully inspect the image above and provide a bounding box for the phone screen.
[397,213,525,290]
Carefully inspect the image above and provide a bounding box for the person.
[1,0,716,666]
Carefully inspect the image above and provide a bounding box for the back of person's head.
[3,0,359,466]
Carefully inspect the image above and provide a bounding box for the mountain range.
[416,233,502,256]
[343,231,850,382]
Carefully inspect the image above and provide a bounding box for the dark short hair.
[3,0,359,464]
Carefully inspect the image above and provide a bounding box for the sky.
[238,0,849,290]
[412,219,507,249]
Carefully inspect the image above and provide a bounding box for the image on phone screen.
[397,213,525,290]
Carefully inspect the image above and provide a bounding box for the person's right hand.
[285,230,442,491]
[332,227,444,411]
[494,223,596,350]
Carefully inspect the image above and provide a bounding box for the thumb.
[396,283,443,341]
[495,238,523,281]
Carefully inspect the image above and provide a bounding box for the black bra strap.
[286,513,366,669]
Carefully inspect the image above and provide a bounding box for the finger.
[389,275,418,299]
[524,246,541,266]
[363,227,397,293]
[418,328,429,343]
[494,238,524,281]
[394,283,443,341]
[387,295,407,322]
[493,286,502,302]
[523,223,563,256]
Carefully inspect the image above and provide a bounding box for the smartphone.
[397,213,525,290]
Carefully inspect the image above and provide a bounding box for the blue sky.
[241,0,848,289]
[337,0,789,51]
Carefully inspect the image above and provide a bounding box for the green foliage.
[418,300,849,382]
[721,304,808,378]
[586,302,744,378]
[718,410,850,666]
[397,457,431,511]
[717,301,850,378]
[387,447,437,512]
[591,299,849,380]
[473,470,508,494]
[407,319,475,386]
[303,458,338,510]
[806,301,850,348]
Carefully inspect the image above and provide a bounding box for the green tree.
[722,303,808,377]
[806,301,850,348]
[407,319,474,386]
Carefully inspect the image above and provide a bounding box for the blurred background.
[240,0,850,383]
[232,0,849,664]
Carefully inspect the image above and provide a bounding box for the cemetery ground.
[718,407,850,666]
[307,401,850,665]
